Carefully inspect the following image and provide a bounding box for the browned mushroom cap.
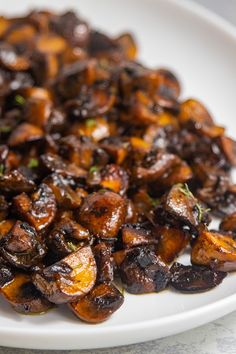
[121,224,157,249]
[0,220,46,269]
[0,43,30,71]
[93,242,113,284]
[50,11,90,47]
[1,273,53,314]
[219,136,236,166]
[40,153,87,179]
[170,262,226,293]
[119,246,170,294]
[155,226,189,264]
[23,97,52,128]
[156,68,181,100]
[44,173,82,209]
[191,230,236,271]
[8,123,43,147]
[0,16,10,37]
[69,283,124,323]
[100,137,128,165]
[99,164,129,195]
[159,161,193,189]
[116,33,137,60]
[33,245,97,304]
[133,151,179,183]
[19,87,53,101]
[157,183,209,231]
[0,170,35,193]
[36,34,67,54]
[178,99,213,125]
[13,183,56,231]
[220,212,236,233]
[79,191,127,238]
[48,218,90,257]
[5,23,36,46]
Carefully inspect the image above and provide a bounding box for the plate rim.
[1,0,236,348]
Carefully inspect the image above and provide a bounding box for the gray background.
[1,1,236,353]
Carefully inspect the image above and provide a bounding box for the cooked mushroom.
[1,273,53,314]
[0,220,46,269]
[79,191,127,238]
[155,226,189,264]
[13,183,57,231]
[93,242,113,284]
[33,245,97,304]
[191,230,236,271]
[119,246,170,294]
[69,283,124,323]
[170,262,226,293]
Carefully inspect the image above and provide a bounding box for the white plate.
[1,0,236,350]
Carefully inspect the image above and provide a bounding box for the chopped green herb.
[27,158,39,169]
[14,94,25,106]
[148,195,160,208]
[89,165,99,174]
[67,242,78,252]
[196,203,211,222]
[0,125,11,133]
[179,183,194,198]
[85,119,96,128]
[0,164,4,176]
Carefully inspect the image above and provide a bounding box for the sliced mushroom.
[155,226,189,264]
[44,173,82,209]
[122,224,157,248]
[99,164,129,195]
[220,212,236,233]
[79,191,127,238]
[1,273,53,314]
[8,123,43,147]
[0,220,46,269]
[191,230,236,271]
[0,169,35,193]
[48,218,90,257]
[13,183,56,231]
[69,283,124,323]
[33,245,97,304]
[170,262,226,292]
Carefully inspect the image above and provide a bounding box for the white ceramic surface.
[0,0,236,350]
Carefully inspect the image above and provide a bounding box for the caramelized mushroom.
[170,262,226,293]
[79,191,127,238]
[191,230,236,271]
[33,245,97,304]
[119,246,170,294]
[13,183,56,231]
[1,273,53,314]
[69,283,124,323]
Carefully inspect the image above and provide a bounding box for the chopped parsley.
[0,125,11,133]
[14,94,25,106]
[67,242,78,252]
[89,165,99,174]
[0,164,4,176]
[27,158,39,169]
[85,119,96,128]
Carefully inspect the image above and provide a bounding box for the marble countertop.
[0,1,236,353]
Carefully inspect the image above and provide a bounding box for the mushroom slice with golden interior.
[1,273,53,314]
[33,245,97,304]
[191,230,236,271]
